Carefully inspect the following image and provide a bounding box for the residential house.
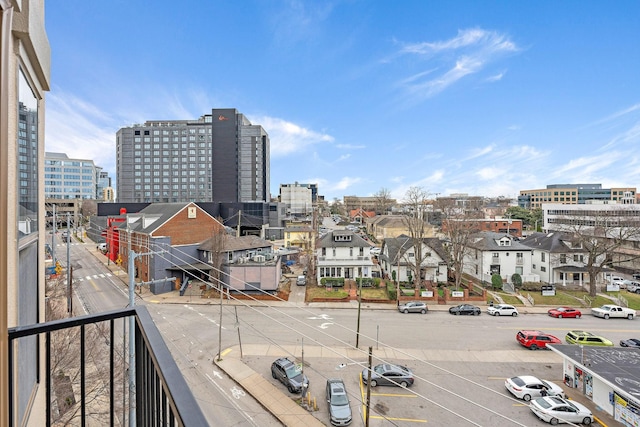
[365,215,436,242]
[199,235,281,292]
[349,208,375,224]
[316,230,374,281]
[520,231,603,286]
[284,222,314,251]
[117,202,224,294]
[378,235,449,284]
[464,232,537,285]
[442,218,523,237]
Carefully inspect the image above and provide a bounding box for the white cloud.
[337,154,351,161]
[395,28,519,99]
[252,116,334,157]
[329,177,361,192]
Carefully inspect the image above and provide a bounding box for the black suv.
[271,357,309,393]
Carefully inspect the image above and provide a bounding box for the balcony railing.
[8,306,207,427]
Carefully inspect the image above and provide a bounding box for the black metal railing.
[8,306,207,427]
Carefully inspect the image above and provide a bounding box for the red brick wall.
[153,207,223,245]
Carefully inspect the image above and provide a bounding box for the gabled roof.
[373,216,406,227]
[468,231,532,251]
[199,234,272,252]
[115,202,214,235]
[318,230,369,248]
[382,235,450,263]
[520,231,583,253]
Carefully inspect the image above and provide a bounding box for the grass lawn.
[491,293,522,305]
[520,289,640,309]
[305,285,348,301]
[361,287,388,300]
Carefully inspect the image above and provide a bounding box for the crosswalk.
[74,273,113,282]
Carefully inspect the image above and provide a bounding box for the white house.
[378,235,449,284]
[316,230,374,281]
[464,232,537,284]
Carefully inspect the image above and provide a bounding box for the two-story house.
[378,235,449,284]
[316,230,374,281]
[284,222,314,251]
[198,235,281,292]
[464,232,537,284]
[520,231,602,286]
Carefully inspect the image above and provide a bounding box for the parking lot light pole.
[356,279,362,349]
[365,346,372,427]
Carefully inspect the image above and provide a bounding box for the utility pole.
[66,213,71,315]
[365,346,372,427]
[127,220,136,427]
[356,279,362,349]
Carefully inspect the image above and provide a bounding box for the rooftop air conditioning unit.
[253,255,266,263]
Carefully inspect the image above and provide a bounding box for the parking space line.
[370,415,427,423]
[371,392,417,397]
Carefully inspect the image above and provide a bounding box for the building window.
[541,252,545,262]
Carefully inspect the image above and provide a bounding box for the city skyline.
[44,1,640,202]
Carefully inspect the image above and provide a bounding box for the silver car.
[398,301,427,314]
[530,396,593,425]
[326,379,352,426]
[361,363,414,388]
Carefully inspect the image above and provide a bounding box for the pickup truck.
[591,304,636,320]
[627,282,640,293]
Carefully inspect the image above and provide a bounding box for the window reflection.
[18,68,38,237]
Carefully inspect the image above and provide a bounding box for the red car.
[547,306,582,319]
[516,330,561,350]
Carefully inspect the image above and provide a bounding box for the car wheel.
[474,311,479,316]
[288,384,295,393]
[583,417,592,425]
[550,418,559,426]
[400,381,408,388]
[455,311,460,315]
[558,314,563,318]
[523,394,531,402]
[636,289,640,294]
[576,314,581,319]
[370,380,377,387]
[421,309,426,314]
[271,369,277,379]
[512,312,517,317]
[604,314,610,319]
[403,309,409,314]
[628,314,634,320]
[530,344,538,350]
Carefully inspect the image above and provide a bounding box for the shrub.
[491,274,503,290]
[386,282,397,300]
[320,277,345,287]
[512,273,522,288]
[357,277,379,288]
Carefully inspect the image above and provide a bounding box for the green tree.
[491,274,503,290]
[511,273,522,288]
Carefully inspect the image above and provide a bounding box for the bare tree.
[439,198,481,290]
[550,208,640,297]
[401,187,432,289]
[373,187,394,215]
[207,218,229,290]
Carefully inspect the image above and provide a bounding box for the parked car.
[449,304,481,316]
[547,306,582,318]
[529,395,593,425]
[516,330,561,350]
[271,357,309,393]
[60,231,69,240]
[487,304,518,316]
[369,247,381,255]
[296,275,307,286]
[326,379,352,426]
[504,375,564,401]
[398,301,427,314]
[620,338,640,348]
[361,363,414,388]
[97,242,107,252]
[626,282,640,294]
[591,304,636,320]
[633,272,640,280]
[565,330,614,346]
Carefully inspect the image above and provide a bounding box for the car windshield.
[285,364,302,379]
[330,391,349,406]
[373,365,386,374]
[510,377,525,386]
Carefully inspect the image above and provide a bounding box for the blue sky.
[44,1,640,202]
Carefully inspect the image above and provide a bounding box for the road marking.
[370,415,427,423]
[319,322,334,329]
[220,348,233,358]
[371,392,417,397]
[307,314,333,320]
[212,370,222,379]
[231,386,245,399]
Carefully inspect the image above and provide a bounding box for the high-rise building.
[518,184,636,209]
[44,152,105,199]
[1,1,51,425]
[280,182,317,215]
[116,108,270,204]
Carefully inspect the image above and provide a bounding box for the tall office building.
[518,184,636,209]
[116,108,270,204]
[44,152,104,199]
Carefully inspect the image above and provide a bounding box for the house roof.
[116,202,208,235]
[318,230,369,248]
[468,231,532,251]
[382,235,450,263]
[520,231,583,253]
[199,235,272,252]
[284,225,313,232]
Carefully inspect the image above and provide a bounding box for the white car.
[369,247,381,255]
[487,304,518,316]
[530,396,593,425]
[591,304,635,320]
[505,376,564,401]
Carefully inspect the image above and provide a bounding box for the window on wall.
[17,69,39,237]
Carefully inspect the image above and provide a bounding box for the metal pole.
[376,325,379,350]
[51,204,56,264]
[66,213,71,315]
[127,223,136,426]
[217,283,223,361]
[235,306,243,358]
[365,346,372,427]
[356,279,362,349]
